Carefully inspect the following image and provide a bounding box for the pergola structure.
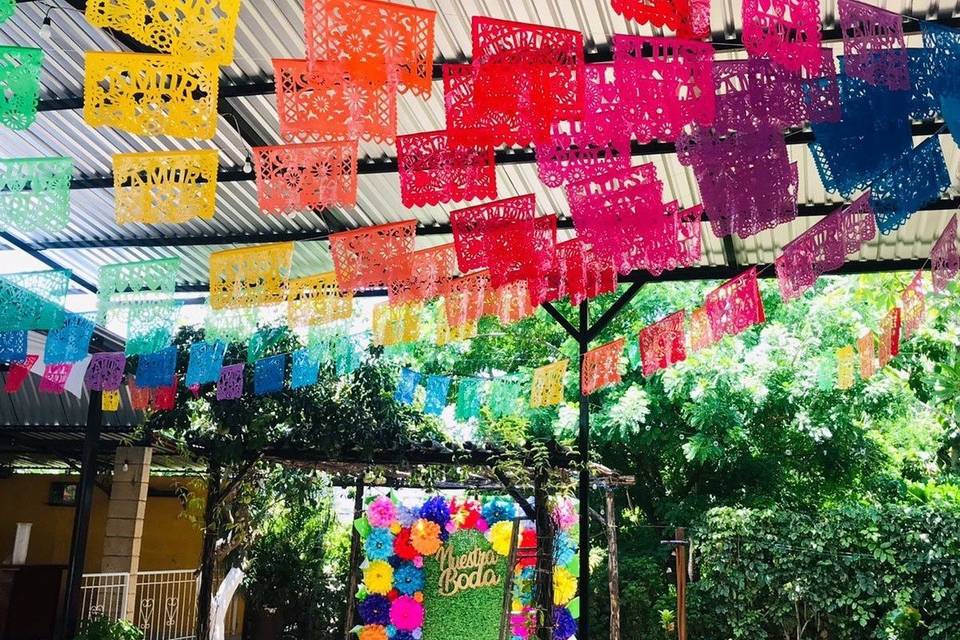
[2,1,960,640]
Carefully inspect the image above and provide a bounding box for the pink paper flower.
[368,496,397,528]
[389,595,424,631]
[552,499,578,531]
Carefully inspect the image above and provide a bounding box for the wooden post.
[534,470,554,640]
[343,476,366,640]
[498,518,522,640]
[605,490,621,640]
[675,527,687,640]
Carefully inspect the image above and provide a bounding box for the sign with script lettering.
[422,529,507,640]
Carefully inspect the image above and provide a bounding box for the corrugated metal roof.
[0,0,955,308]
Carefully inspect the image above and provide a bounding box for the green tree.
[242,468,350,640]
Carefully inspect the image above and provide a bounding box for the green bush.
[690,504,960,640]
[73,616,143,640]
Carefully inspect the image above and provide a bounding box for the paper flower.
[365,528,396,561]
[517,529,538,568]
[393,563,425,595]
[359,625,388,640]
[397,503,420,527]
[488,520,515,556]
[393,527,419,561]
[553,567,577,606]
[393,633,415,640]
[482,497,515,524]
[419,495,451,527]
[389,595,425,631]
[514,566,536,606]
[450,497,482,530]
[358,594,391,625]
[552,499,578,531]
[553,532,576,566]
[554,606,577,640]
[511,611,534,638]
[364,560,394,595]
[368,496,397,528]
[410,518,442,556]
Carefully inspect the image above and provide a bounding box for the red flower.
[388,589,400,601]
[518,529,538,568]
[393,527,419,561]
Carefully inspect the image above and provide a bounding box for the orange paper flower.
[410,518,442,556]
[358,624,388,640]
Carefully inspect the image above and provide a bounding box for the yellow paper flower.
[390,522,402,534]
[363,560,393,595]
[359,625,388,640]
[488,520,515,556]
[553,567,577,606]
[410,518,442,556]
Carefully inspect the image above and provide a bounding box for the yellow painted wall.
[0,474,202,571]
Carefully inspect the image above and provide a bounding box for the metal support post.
[577,301,590,640]
[59,390,103,640]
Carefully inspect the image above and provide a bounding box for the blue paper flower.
[554,607,577,640]
[397,504,419,528]
[393,632,415,640]
[482,497,515,525]
[554,532,576,566]
[419,496,450,527]
[393,563,424,595]
[365,528,396,561]
[358,594,391,625]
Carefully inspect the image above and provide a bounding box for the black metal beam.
[28,195,960,250]
[540,301,580,342]
[721,236,739,269]
[586,280,645,342]
[0,231,99,293]
[62,120,951,191]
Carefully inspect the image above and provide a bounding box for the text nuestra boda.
[436,543,502,596]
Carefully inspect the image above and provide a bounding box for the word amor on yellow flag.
[113,150,218,225]
[530,360,568,408]
[836,346,855,390]
[101,389,120,412]
[84,52,220,139]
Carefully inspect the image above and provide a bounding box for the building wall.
[0,473,202,571]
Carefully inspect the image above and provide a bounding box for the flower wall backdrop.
[354,494,579,640]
